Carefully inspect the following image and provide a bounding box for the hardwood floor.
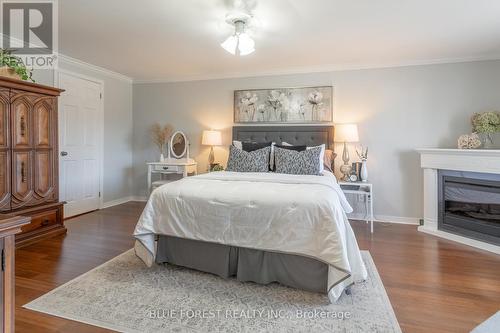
[15,202,500,333]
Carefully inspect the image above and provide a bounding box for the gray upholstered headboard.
[232,126,334,149]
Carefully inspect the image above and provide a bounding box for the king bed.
[134,126,367,302]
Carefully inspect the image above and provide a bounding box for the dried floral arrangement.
[472,111,500,134]
[356,146,368,160]
[458,133,481,149]
[471,111,500,146]
[150,123,173,153]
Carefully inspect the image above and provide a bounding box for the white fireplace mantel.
[417,148,500,255]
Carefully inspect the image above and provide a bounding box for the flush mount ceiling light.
[221,12,255,56]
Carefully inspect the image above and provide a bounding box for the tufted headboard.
[232,125,334,149]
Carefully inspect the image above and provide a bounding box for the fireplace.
[438,170,500,246]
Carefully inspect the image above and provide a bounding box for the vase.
[479,133,495,149]
[160,153,165,162]
[360,160,368,182]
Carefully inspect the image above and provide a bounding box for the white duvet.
[134,171,367,302]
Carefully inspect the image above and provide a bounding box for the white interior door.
[58,71,102,218]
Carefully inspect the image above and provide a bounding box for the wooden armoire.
[0,76,66,247]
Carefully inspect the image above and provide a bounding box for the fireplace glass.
[439,170,500,246]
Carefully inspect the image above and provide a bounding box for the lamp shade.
[334,124,359,143]
[202,130,222,146]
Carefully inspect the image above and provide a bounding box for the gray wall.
[133,60,500,222]
[34,62,133,203]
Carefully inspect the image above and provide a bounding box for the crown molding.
[58,54,133,83]
[133,54,500,84]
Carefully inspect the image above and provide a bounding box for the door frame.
[54,69,105,211]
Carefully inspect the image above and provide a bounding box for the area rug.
[24,250,401,333]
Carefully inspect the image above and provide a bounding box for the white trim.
[418,225,500,255]
[416,148,500,157]
[130,196,148,202]
[347,213,420,225]
[132,55,500,84]
[58,54,133,83]
[101,196,136,209]
[55,69,105,212]
[100,196,148,209]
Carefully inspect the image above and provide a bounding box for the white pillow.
[232,140,242,150]
[282,142,325,173]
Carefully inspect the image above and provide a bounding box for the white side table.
[339,181,374,233]
[147,159,198,194]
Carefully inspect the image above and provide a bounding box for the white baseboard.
[101,196,135,209]
[347,213,420,225]
[130,196,148,202]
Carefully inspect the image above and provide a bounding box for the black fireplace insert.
[438,170,500,246]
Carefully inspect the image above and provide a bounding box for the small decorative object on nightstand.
[339,181,374,233]
[202,130,222,170]
[210,163,224,172]
[356,145,369,182]
[334,124,359,181]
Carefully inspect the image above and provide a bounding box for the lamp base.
[208,146,215,167]
[340,141,352,181]
[340,163,352,181]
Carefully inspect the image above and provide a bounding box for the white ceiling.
[59,0,500,82]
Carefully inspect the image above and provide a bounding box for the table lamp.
[202,130,222,167]
[334,124,359,181]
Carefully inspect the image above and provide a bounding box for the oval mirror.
[170,131,187,158]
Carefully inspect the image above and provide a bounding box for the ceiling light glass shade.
[237,33,255,55]
[221,35,238,55]
[220,34,255,56]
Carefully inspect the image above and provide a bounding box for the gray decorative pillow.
[274,146,322,175]
[226,145,271,173]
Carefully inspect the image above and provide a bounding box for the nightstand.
[147,159,197,194]
[338,181,374,233]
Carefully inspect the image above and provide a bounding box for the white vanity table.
[147,159,198,193]
[147,130,198,194]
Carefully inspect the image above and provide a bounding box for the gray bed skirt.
[156,235,328,293]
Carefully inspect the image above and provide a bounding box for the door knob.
[60,151,68,156]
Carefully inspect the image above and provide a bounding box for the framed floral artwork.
[234,86,333,123]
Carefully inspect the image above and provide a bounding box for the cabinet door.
[33,150,56,203]
[11,150,34,209]
[0,89,10,211]
[0,151,10,211]
[10,92,34,149]
[34,97,55,149]
[0,89,9,150]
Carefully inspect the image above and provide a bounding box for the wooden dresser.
[0,77,66,247]
[0,214,30,332]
